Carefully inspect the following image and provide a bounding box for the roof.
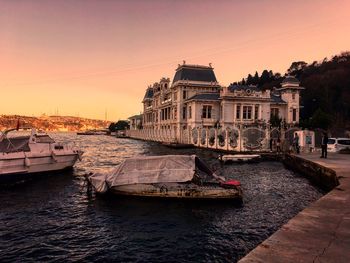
[282,75,300,84]
[172,64,217,83]
[187,93,220,101]
[271,94,287,104]
[128,114,142,120]
[143,87,154,101]
[228,84,260,92]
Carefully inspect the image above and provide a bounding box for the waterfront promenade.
[239,152,350,263]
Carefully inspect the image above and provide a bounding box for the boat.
[0,128,83,183]
[219,154,261,164]
[87,155,242,200]
[115,130,128,138]
[77,130,107,135]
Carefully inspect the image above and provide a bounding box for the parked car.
[327,138,350,152]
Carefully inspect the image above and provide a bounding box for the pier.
[239,152,350,263]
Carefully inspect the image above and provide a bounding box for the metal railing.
[125,124,279,152]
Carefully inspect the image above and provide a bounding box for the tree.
[253,71,259,85]
[246,74,254,85]
[274,72,282,79]
[259,70,270,86]
[270,114,282,127]
[287,61,307,77]
[310,108,332,130]
[108,122,116,132]
[115,120,129,130]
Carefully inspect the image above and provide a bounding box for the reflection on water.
[0,133,323,262]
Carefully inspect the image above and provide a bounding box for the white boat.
[220,154,261,164]
[87,155,242,200]
[0,128,83,183]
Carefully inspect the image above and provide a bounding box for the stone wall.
[283,154,339,191]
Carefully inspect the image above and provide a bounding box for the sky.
[1,0,350,121]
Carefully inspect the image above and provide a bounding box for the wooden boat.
[0,128,83,184]
[77,130,107,135]
[220,154,261,164]
[87,155,242,201]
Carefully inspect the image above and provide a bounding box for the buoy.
[51,151,58,163]
[221,180,241,187]
[24,156,31,167]
[78,151,83,161]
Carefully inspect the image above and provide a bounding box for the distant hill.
[0,115,110,132]
[234,51,350,135]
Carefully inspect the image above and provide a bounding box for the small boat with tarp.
[87,155,242,201]
[0,128,83,184]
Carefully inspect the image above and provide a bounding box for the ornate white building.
[139,63,303,138]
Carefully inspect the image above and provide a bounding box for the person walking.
[276,137,281,154]
[321,132,329,158]
[293,133,300,154]
[269,138,273,152]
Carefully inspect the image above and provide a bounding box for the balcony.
[161,98,172,105]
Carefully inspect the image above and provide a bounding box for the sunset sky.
[1,0,350,121]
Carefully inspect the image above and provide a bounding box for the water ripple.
[0,133,324,262]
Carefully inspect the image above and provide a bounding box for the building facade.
[137,63,303,137]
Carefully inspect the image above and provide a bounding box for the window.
[271,108,279,117]
[236,104,241,119]
[338,139,350,145]
[328,139,336,144]
[292,93,296,100]
[202,105,212,119]
[254,105,259,120]
[243,106,252,120]
[183,106,187,119]
[292,109,297,122]
[183,90,187,99]
[188,106,192,119]
[220,105,223,120]
[161,108,171,121]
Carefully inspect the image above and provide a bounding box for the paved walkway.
[239,152,350,263]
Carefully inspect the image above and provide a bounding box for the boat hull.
[107,182,242,200]
[221,154,261,164]
[0,152,79,184]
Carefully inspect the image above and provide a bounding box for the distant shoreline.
[0,114,110,132]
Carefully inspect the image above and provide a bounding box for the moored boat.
[77,130,107,135]
[87,155,242,200]
[115,130,128,138]
[0,128,83,184]
[220,154,261,164]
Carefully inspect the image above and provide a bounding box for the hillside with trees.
[233,51,350,135]
[0,115,110,132]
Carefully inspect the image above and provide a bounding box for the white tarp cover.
[89,155,196,193]
[89,173,109,193]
